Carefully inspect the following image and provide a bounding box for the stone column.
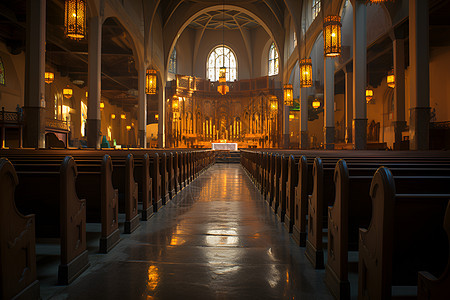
[344,64,353,144]
[299,88,309,149]
[352,0,367,149]
[138,65,147,148]
[87,16,102,149]
[24,0,46,149]
[158,81,165,148]
[324,57,335,150]
[393,38,407,149]
[283,105,290,148]
[409,0,430,150]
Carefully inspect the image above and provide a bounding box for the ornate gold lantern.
[387,69,395,88]
[45,72,54,84]
[312,99,321,109]
[270,97,278,111]
[366,88,374,103]
[283,84,293,106]
[324,15,342,57]
[217,66,229,95]
[63,87,73,98]
[146,69,157,95]
[299,58,313,88]
[64,0,87,40]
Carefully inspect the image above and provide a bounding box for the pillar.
[352,0,367,150]
[138,65,147,148]
[24,0,46,149]
[283,105,290,148]
[158,82,165,148]
[299,88,309,149]
[324,57,335,150]
[409,0,430,150]
[393,38,407,149]
[87,16,102,149]
[344,64,353,144]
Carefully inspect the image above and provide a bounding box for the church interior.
[1,0,450,299]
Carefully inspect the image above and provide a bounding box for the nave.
[42,163,333,299]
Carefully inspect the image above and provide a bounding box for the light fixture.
[270,97,278,111]
[121,113,126,120]
[289,114,294,120]
[146,69,157,94]
[64,0,87,40]
[312,99,321,109]
[63,86,73,98]
[85,91,88,98]
[155,114,159,121]
[100,102,105,109]
[300,58,313,88]
[366,88,374,103]
[387,69,395,88]
[283,84,293,106]
[126,125,131,131]
[323,15,342,57]
[45,72,54,84]
[111,114,116,119]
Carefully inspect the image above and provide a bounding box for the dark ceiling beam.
[46,50,133,56]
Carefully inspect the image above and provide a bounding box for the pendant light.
[63,86,73,98]
[283,84,293,106]
[64,0,87,40]
[217,0,229,95]
[146,69,157,94]
[387,69,395,88]
[300,21,313,88]
[45,72,54,84]
[312,99,321,109]
[323,0,342,57]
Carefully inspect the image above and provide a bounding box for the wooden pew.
[292,156,311,246]
[358,167,450,299]
[12,156,89,285]
[277,154,288,222]
[0,158,40,299]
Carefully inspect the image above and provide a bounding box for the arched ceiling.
[188,9,260,30]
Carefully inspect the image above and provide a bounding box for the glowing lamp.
[299,58,313,88]
[146,69,157,94]
[324,15,342,57]
[100,102,105,109]
[64,0,87,40]
[155,114,159,121]
[111,114,116,119]
[270,97,278,111]
[387,70,395,88]
[45,72,54,84]
[126,125,131,131]
[283,84,293,106]
[172,99,179,112]
[289,114,294,120]
[217,66,229,95]
[312,99,321,109]
[63,87,73,98]
[121,114,126,120]
[366,88,374,103]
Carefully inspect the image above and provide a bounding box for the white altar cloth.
[211,143,238,151]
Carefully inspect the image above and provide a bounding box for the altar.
[211,143,238,151]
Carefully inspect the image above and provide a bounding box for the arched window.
[207,45,237,82]
[268,43,279,76]
[312,0,321,20]
[169,48,176,74]
[0,57,5,86]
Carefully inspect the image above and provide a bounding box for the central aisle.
[52,163,333,299]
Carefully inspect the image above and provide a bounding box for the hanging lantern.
[155,114,159,121]
[387,69,395,88]
[100,102,105,110]
[366,88,374,103]
[289,114,294,120]
[146,69,157,95]
[283,84,293,106]
[299,58,313,88]
[270,97,278,111]
[312,99,321,109]
[217,66,229,95]
[126,125,132,131]
[45,72,54,84]
[64,0,87,40]
[121,113,126,120]
[111,114,116,119]
[324,15,342,57]
[63,87,73,98]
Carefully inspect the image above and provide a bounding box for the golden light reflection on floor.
[145,265,160,297]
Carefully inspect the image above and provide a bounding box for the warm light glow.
[121,113,126,120]
[111,114,116,119]
[366,88,374,103]
[85,91,88,98]
[45,72,54,84]
[270,97,278,111]
[100,102,105,109]
[126,125,132,130]
[369,0,395,3]
[283,84,293,106]
[217,66,229,95]
[299,58,313,88]
[172,99,179,112]
[146,69,157,94]
[312,99,321,109]
[387,70,395,88]
[289,114,294,120]
[146,265,160,292]
[155,114,159,121]
[63,87,73,98]
[324,15,342,57]
[64,0,86,40]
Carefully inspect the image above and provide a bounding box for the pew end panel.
[292,156,308,247]
[0,158,40,300]
[150,153,162,212]
[124,154,140,234]
[284,155,297,233]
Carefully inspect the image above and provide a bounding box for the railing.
[0,107,23,124]
[45,118,69,131]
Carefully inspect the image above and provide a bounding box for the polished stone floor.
[45,163,333,299]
